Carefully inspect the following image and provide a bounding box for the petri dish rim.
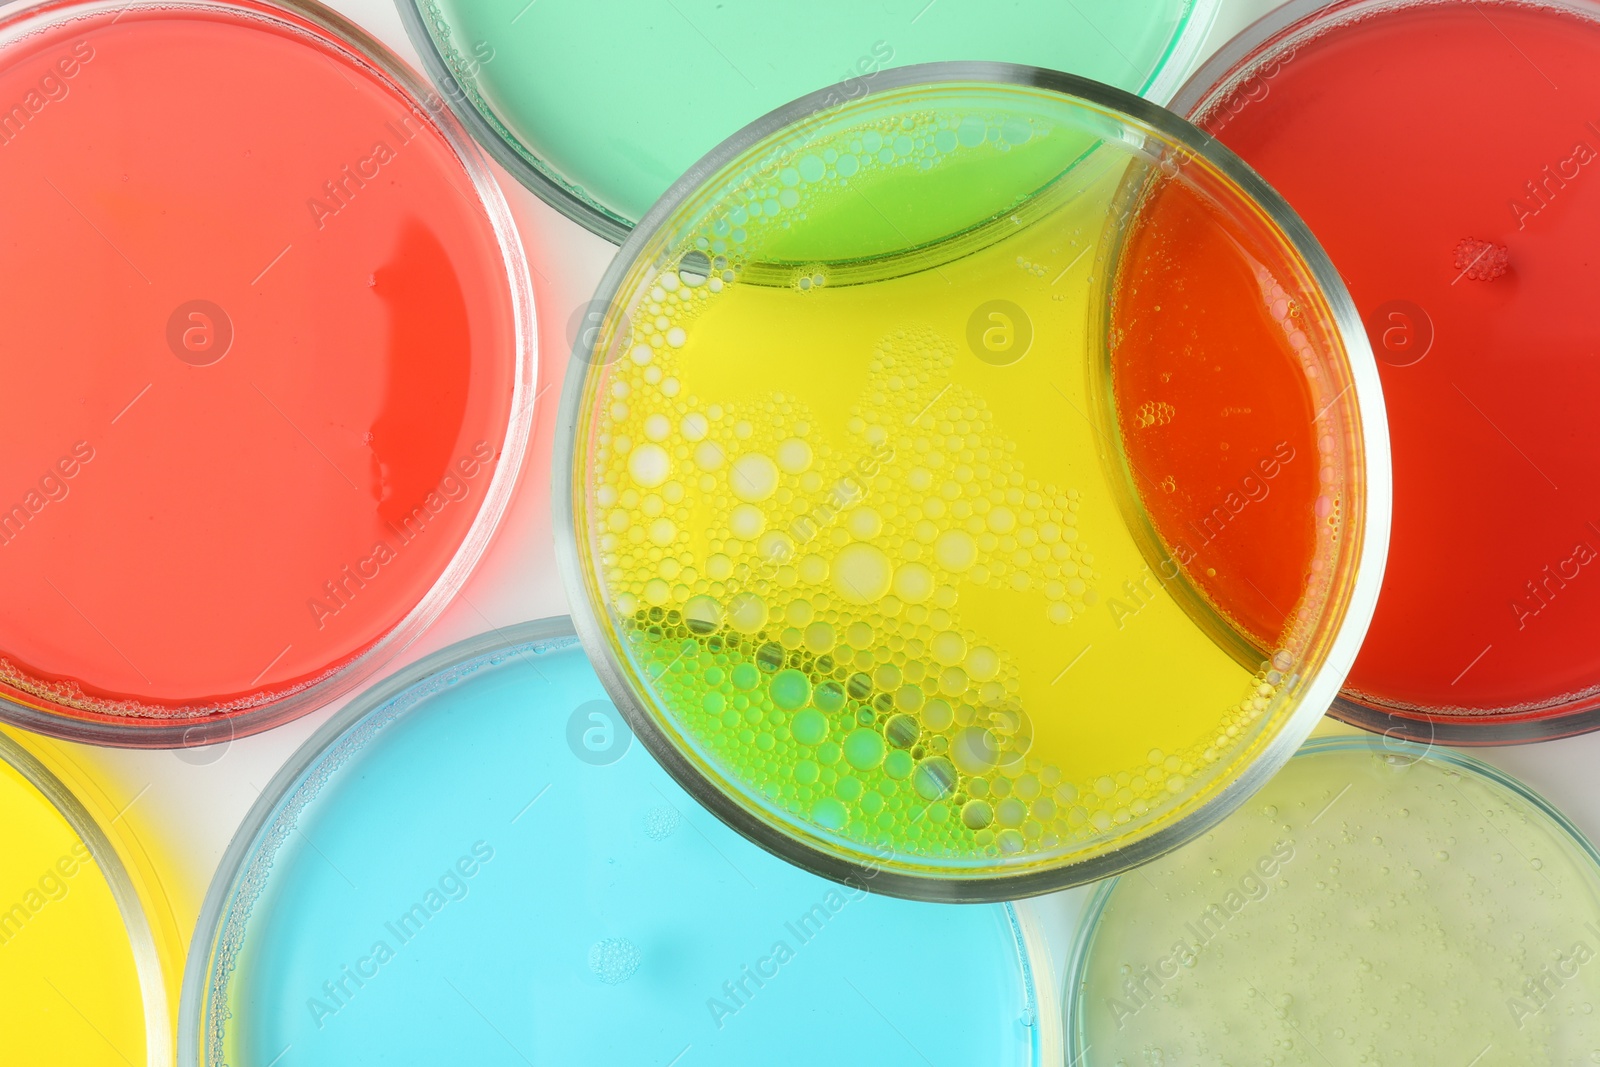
[1170,0,1600,747]
[392,0,1226,244]
[176,615,1062,1066]
[1058,732,1600,1058]
[551,60,1393,903]
[0,727,182,1066]
[0,0,538,750]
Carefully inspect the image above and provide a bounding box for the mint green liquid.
[412,0,1211,232]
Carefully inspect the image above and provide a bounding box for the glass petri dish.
[0,727,183,1066]
[1175,0,1600,744]
[0,0,534,747]
[396,0,1221,241]
[1065,735,1600,1063]
[554,64,1389,900]
[180,617,1057,1067]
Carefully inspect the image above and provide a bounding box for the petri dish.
[0,727,184,1066]
[554,64,1389,900]
[1065,735,1600,1064]
[180,618,1058,1066]
[0,0,534,746]
[396,0,1221,240]
[1175,0,1600,744]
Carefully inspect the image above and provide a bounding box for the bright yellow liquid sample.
[577,89,1343,873]
[0,757,148,1065]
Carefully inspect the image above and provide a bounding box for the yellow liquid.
[579,94,1339,871]
[0,756,149,1065]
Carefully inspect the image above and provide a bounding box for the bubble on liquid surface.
[588,937,642,985]
[644,805,680,840]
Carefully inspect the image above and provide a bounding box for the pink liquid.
[0,1,521,732]
[1197,0,1600,722]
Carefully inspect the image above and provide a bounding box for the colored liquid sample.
[1111,177,1340,654]
[0,745,157,1065]
[407,0,1214,233]
[1072,738,1600,1063]
[1189,0,1600,723]
[0,1,524,736]
[201,624,1048,1066]
[566,81,1373,888]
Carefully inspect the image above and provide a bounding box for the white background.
[52,0,1600,1004]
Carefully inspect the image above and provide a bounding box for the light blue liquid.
[411,0,1212,232]
[215,629,1041,1065]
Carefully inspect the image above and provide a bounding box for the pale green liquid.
[1074,740,1600,1065]
[413,0,1209,228]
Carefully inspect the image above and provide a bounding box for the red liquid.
[1111,175,1327,654]
[1197,1,1600,718]
[0,1,520,731]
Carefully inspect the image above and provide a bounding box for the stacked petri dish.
[0,0,535,747]
[181,619,1061,1066]
[1175,0,1600,743]
[396,0,1222,238]
[555,63,1389,899]
[0,728,183,1067]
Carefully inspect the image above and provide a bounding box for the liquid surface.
[1074,740,1600,1065]
[1196,0,1600,718]
[1111,177,1335,653]
[572,83,1367,883]
[413,0,1210,230]
[0,1,521,726]
[0,756,149,1065]
[209,629,1042,1066]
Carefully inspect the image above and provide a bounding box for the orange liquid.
[1111,177,1331,653]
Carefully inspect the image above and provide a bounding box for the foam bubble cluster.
[577,102,1316,866]
[588,937,642,985]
